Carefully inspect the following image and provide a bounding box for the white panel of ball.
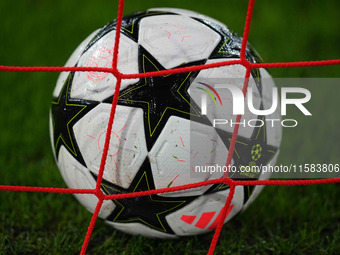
[73,103,148,189]
[57,146,115,219]
[149,116,230,197]
[71,31,139,101]
[139,15,221,69]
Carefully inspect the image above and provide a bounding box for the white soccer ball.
[50,8,282,238]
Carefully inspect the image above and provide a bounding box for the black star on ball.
[92,158,198,234]
[224,117,278,176]
[51,72,99,166]
[104,46,205,150]
[211,115,278,201]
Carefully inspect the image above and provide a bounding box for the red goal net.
[1,0,340,254]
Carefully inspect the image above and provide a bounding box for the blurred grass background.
[0,0,339,254]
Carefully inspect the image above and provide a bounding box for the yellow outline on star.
[101,171,188,233]
[51,74,88,157]
[218,37,231,54]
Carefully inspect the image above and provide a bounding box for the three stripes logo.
[180,204,234,230]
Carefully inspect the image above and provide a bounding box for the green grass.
[0,0,340,254]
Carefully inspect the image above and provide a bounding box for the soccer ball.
[50,8,282,238]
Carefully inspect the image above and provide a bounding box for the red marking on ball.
[180,215,196,225]
[194,212,216,229]
[97,131,121,157]
[180,136,185,147]
[208,204,234,230]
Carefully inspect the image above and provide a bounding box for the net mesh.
[1,0,340,254]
